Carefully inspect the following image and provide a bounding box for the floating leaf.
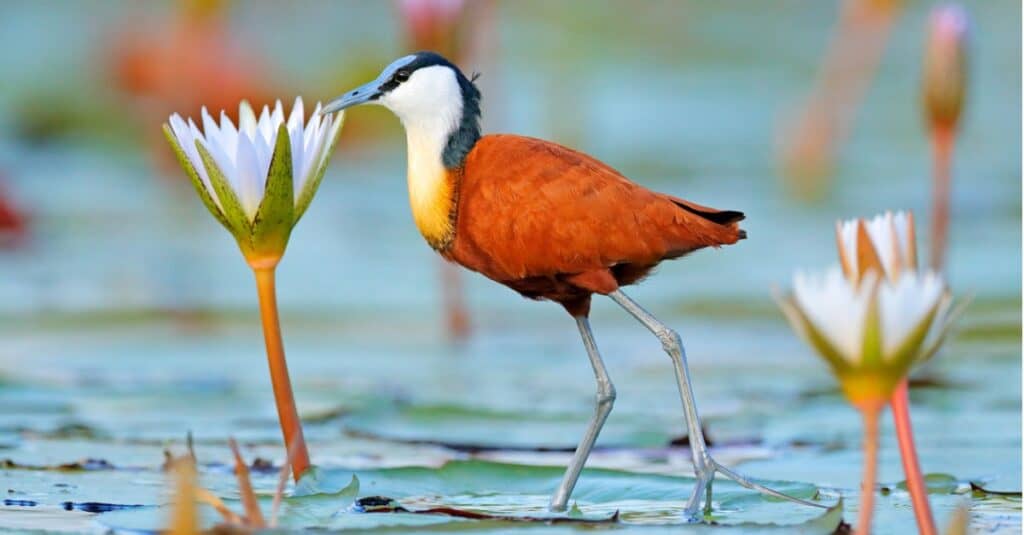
[893,473,960,494]
[970,482,1022,497]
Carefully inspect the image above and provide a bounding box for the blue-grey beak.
[321,80,382,115]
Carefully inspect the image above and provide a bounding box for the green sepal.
[775,293,852,374]
[162,124,230,230]
[886,297,943,373]
[250,124,295,259]
[294,110,346,223]
[195,140,252,241]
[860,285,883,369]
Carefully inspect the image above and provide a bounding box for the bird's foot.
[682,455,827,522]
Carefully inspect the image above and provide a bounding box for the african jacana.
[322,52,819,519]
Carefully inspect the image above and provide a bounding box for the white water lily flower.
[836,211,917,283]
[164,98,344,263]
[778,266,952,406]
[835,210,961,363]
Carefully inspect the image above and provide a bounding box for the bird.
[321,51,821,520]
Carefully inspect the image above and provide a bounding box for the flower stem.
[253,266,310,481]
[891,379,937,535]
[856,405,881,535]
[929,125,954,272]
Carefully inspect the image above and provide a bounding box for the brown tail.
[668,196,747,240]
[670,197,745,225]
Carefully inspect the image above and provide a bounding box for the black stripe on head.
[381,51,482,169]
[423,52,482,169]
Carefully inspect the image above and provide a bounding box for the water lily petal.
[835,220,858,280]
[793,267,873,364]
[303,102,324,154]
[239,101,258,137]
[854,220,885,283]
[895,211,918,271]
[776,291,852,373]
[219,111,239,159]
[288,97,306,190]
[302,118,328,181]
[838,211,919,282]
[864,211,916,280]
[272,99,285,128]
[287,97,305,131]
[295,106,326,199]
[201,107,238,178]
[294,109,344,221]
[878,271,945,358]
[235,133,265,220]
[257,105,275,147]
[247,124,273,188]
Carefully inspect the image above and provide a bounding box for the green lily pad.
[93,460,836,532]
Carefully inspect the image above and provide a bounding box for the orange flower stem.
[856,404,881,535]
[929,125,955,272]
[891,379,937,535]
[253,266,310,482]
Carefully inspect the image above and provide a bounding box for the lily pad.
[95,460,837,532]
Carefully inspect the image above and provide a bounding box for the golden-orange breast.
[442,134,744,313]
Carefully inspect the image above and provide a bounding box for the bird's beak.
[321,78,384,115]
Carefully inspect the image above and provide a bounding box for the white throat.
[380,65,465,246]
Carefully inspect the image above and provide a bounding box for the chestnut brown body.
[441,134,745,316]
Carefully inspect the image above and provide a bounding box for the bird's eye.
[394,69,411,82]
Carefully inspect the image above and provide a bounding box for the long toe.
[712,460,827,509]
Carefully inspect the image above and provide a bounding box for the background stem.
[930,125,954,272]
[253,266,311,481]
[892,380,937,535]
[857,405,881,535]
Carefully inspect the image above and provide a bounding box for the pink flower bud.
[922,4,969,130]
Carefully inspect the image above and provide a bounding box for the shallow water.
[0,1,1020,533]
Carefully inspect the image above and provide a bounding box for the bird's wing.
[454,134,744,281]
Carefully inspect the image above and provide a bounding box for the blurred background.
[0,1,1019,532]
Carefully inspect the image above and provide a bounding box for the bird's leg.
[549,316,616,512]
[607,290,713,519]
[607,289,823,520]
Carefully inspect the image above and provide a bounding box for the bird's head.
[324,51,481,168]
[323,51,479,125]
